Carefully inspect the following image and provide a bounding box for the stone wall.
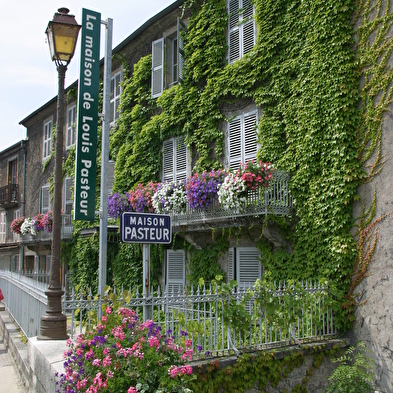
[350,0,393,390]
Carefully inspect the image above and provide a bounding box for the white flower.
[218,173,248,212]
[20,217,36,235]
[153,181,187,213]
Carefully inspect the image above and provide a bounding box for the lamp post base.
[38,288,68,340]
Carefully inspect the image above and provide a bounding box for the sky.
[0,0,176,152]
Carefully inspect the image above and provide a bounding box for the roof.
[19,0,185,127]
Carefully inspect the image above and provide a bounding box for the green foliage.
[326,341,375,393]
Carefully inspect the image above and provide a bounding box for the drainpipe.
[19,139,27,273]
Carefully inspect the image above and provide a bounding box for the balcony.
[20,214,74,244]
[171,170,292,231]
[0,184,19,207]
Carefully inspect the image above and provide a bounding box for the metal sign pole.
[98,18,113,301]
[143,243,151,321]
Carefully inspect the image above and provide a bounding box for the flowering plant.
[10,216,25,235]
[108,193,132,218]
[240,160,274,190]
[217,173,248,212]
[21,217,36,235]
[57,306,194,393]
[32,213,45,232]
[41,211,53,232]
[128,182,159,213]
[185,170,227,209]
[152,181,187,214]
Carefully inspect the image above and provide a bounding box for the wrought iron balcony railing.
[0,184,19,207]
[171,170,292,227]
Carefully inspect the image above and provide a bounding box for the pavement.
[0,304,25,393]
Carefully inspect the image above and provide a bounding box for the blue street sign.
[120,212,172,244]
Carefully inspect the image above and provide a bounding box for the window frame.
[162,136,188,182]
[43,118,53,160]
[40,184,50,214]
[110,71,122,125]
[66,105,77,149]
[227,0,256,64]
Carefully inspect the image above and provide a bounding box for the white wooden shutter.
[177,18,186,82]
[0,212,6,243]
[228,247,235,282]
[163,137,187,182]
[41,185,50,213]
[242,0,255,56]
[244,111,258,162]
[163,139,174,181]
[175,136,187,181]
[63,178,73,214]
[229,117,242,170]
[228,0,240,63]
[166,249,185,294]
[152,38,164,98]
[237,247,262,288]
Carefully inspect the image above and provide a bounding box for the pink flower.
[168,365,180,379]
[128,387,138,393]
[92,358,100,367]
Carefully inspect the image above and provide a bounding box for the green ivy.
[61,0,393,332]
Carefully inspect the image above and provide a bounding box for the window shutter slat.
[152,38,164,98]
[175,136,187,181]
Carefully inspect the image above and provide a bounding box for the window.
[0,212,6,243]
[152,18,185,98]
[66,105,76,148]
[43,118,52,160]
[8,159,17,184]
[165,249,185,294]
[110,72,122,124]
[63,178,73,214]
[228,0,256,63]
[162,136,188,182]
[41,185,50,213]
[228,247,262,287]
[228,110,258,170]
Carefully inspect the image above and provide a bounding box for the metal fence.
[0,270,47,337]
[20,269,50,284]
[64,280,336,360]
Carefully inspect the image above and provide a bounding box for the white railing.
[0,270,47,337]
[63,280,335,360]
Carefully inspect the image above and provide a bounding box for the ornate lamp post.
[39,8,80,340]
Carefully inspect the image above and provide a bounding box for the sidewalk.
[0,303,25,393]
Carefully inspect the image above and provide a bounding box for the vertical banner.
[74,9,101,221]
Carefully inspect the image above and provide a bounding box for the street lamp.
[39,8,80,340]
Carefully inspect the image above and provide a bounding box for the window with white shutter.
[43,118,52,160]
[228,110,258,170]
[228,0,256,64]
[110,72,122,124]
[66,105,76,149]
[152,38,164,98]
[63,177,73,214]
[177,17,186,83]
[163,136,188,182]
[166,249,185,294]
[0,212,6,243]
[228,247,262,287]
[41,185,50,214]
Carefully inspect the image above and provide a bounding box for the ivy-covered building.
[6,0,393,389]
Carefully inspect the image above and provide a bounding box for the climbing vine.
[60,0,393,333]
